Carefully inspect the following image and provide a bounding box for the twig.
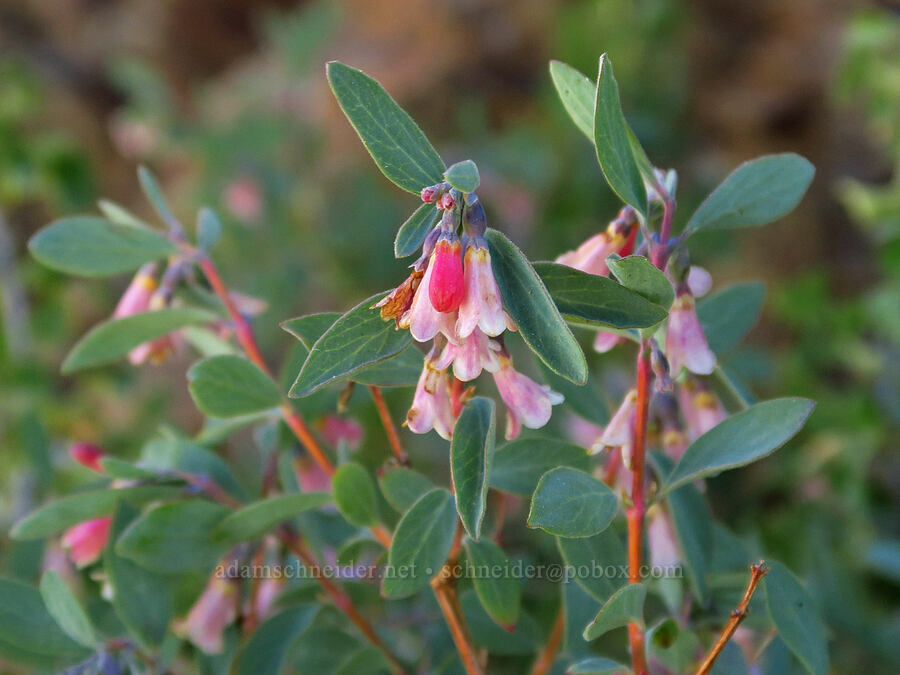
[626,342,652,675]
[530,609,565,675]
[369,385,410,465]
[281,528,407,674]
[695,562,770,675]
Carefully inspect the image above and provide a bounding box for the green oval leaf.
[382,488,457,598]
[697,282,766,354]
[326,61,445,194]
[10,486,182,540]
[663,398,816,493]
[606,254,674,309]
[451,397,495,539]
[62,308,215,374]
[533,261,668,329]
[395,202,440,258]
[460,590,542,656]
[528,467,618,538]
[378,466,434,513]
[236,605,318,675]
[39,572,96,648]
[197,207,223,252]
[568,656,628,675]
[686,153,815,233]
[462,537,520,629]
[485,230,587,384]
[549,60,595,141]
[281,312,342,349]
[104,504,172,649]
[582,582,646,641]
[491,437,590,496]
[28,216,176,277]
[764,561,829,675]
[0,577,90,668]
[594,54,647,216]
[557,528,627,602]
[138,166,181,231]
[214,493,331,543]
[140,437,246,501]
[444,159,480,193]
[290,293,412,397]
[333,463,379,527]
[350,346,422,387]
[188,355,282,418]
[116,499,232,573]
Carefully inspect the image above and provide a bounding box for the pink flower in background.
[666,291,716,376]
[686,266,712,298]
[114,264,157,318]
[492,356,563,440]
[435,328,500,381]
[69,443,105,473]
[174,576,238,654]
[555,207,635,277]
[61,517,112,568]
[428,233,466,313]
[318,414,363,450]
[128,333,178,366]
[594,388,637,467]
[456,238,508,338]
[294,457,332,494]
[679,378,727,440]
[223,176,263,223]
[593,330,623,353]
[406,355,455,440]
[248,577,283,622]
[647,506,681,570]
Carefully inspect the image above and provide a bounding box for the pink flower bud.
[406,356,455,440]
[686,266,712,298]
[492,356,563,440]
[400,254,458,343]
[173,576,238,654]
[113,265,157,318]
[439,192,455,210]
[429,237,465,313]
[69,443,105,473]
[318,414,363,449]
[666,291,715,376]
[421,186,439,203]
[61,517,112,567]
[456,238,508,338]
[223,176,263,222]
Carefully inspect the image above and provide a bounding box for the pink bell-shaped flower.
[428,233,465,314]
[435,328,501,382]
[595,388,638,451]
[678,377,727,440]
[666,291,715,376]
[492,355,563,440]
[647,505,681,570]
[406,354,456,440]
[456,237,508,338]
[69,443,105,473]
[61,517,112,568]
[173,576,238,654]
[593,331,623,353]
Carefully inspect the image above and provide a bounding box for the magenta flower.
[61,517,112,568]
[428,233,466,314]
[666,291,716,376]
[456,238,508,338]
[492,356,563,440]
[435,328,501,382]
[69,442,105,473]
[174,576,238,654]
[406,355,455,440]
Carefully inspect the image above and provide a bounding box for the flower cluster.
[379,184,562,440]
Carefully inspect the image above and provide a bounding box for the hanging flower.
[61,517,112,568]
[173,576,239,654]
[428,231,466,313]
[376,269,424,326]
[666,290,716,376]
[435,328,501,381]
[647,505,681,570]
[113,264,157,319]
[492,355,563,440]
[317,414,363,450]
[400,250,458,344]
[555,206,636,277]
[593,388,638,467]
[406,351,455,440]
[456,237,508,339]
[593,331,623,353]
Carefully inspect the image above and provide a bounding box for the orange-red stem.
[369,385,410,465]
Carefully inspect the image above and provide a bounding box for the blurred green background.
[1,1,898,672]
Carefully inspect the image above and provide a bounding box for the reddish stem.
[198,256,335,477]
[626,342,651,675]
[369,385,410,465]
[531,609,565,675]
[695,562,769,675]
